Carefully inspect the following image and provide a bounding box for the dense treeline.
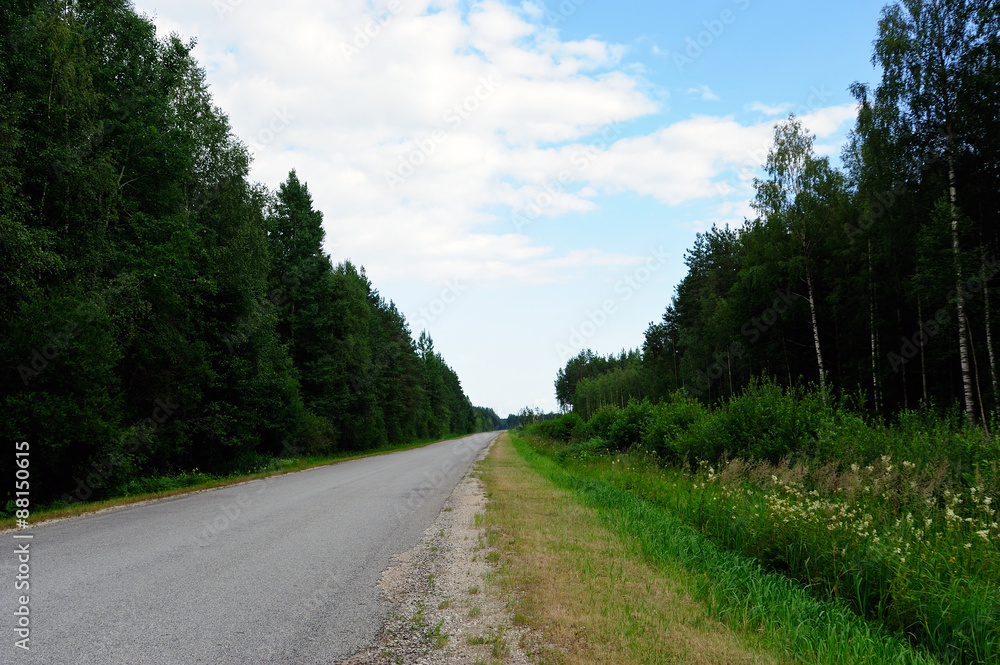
[0,0,491,506]
[559,0,1000,424]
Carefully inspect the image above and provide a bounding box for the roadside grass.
[478,432,788,665]
[0,432,475,531]
[525,385,1000,664]
[498,431,943,664]
[590,453,1000,664]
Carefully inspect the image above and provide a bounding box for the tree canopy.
[0,0,493,506]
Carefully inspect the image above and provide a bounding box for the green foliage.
[532,412,589,443]
[587,404,620,440]
[525,383,1000,665]
[553,3,1000,426]
[511,433,941,665]
[605,399,653,452]
[638,391,707,462]
[0,1,486,507]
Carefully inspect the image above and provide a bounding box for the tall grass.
[510,433,940,664]
[523,380,1000,664]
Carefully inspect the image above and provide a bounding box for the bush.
[588,404,621,440]
[536,412,590,443]
[640,392,707,462]
[555,437,615,462]
[671,379,831,465]
[607,399,653,452]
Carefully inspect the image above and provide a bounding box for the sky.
[131,0,887,417]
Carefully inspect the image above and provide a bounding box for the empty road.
[2,432,498,664]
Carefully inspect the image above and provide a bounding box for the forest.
[534,4,1000,661]
[0,0,500,507]
[557,0,1000,426]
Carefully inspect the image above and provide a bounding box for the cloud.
[687,85,720,101]
[135,0,858,287]
[745,101,793,116]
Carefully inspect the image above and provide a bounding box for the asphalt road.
[2,432,499,664]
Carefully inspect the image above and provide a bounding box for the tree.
[752,117,846,402]
[872,0,990,420]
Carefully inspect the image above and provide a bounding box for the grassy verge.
[477,432,788,665]
[490,431,942,664]
[529,384,999,664]
[0,432,474,531]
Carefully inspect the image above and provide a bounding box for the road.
[1,432,499,664]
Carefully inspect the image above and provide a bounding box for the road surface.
[2,432,499,664]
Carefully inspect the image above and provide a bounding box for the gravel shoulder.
[339,437,540,665]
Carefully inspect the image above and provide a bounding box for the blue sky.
[133,0,886,417]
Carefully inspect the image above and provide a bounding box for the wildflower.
[964,543,972,549]
[976,530,989,541]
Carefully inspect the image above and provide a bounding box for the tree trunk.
[869,240,881,412]
[918,300,929,410]
[781,335,792,389]
[671,333,679,388]
[804,265,827,403]
[982,250,999,419]
[947,139,976,422]
[968,326,989,431]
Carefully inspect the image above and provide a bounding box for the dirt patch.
[339,438,539,664]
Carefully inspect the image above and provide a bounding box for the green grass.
[511,431,942,665]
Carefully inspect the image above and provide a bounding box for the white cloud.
[745,101,793,116]
[135,0,857,288]
[687,85,720,101]
[800,104,859,142]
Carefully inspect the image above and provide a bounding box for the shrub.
[588,404,621,440]
[536,412,589,443]
[607,399,653,452]
[640,391,707,462]
[555,437,616,462]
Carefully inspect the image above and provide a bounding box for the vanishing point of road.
[2,432,499,664]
